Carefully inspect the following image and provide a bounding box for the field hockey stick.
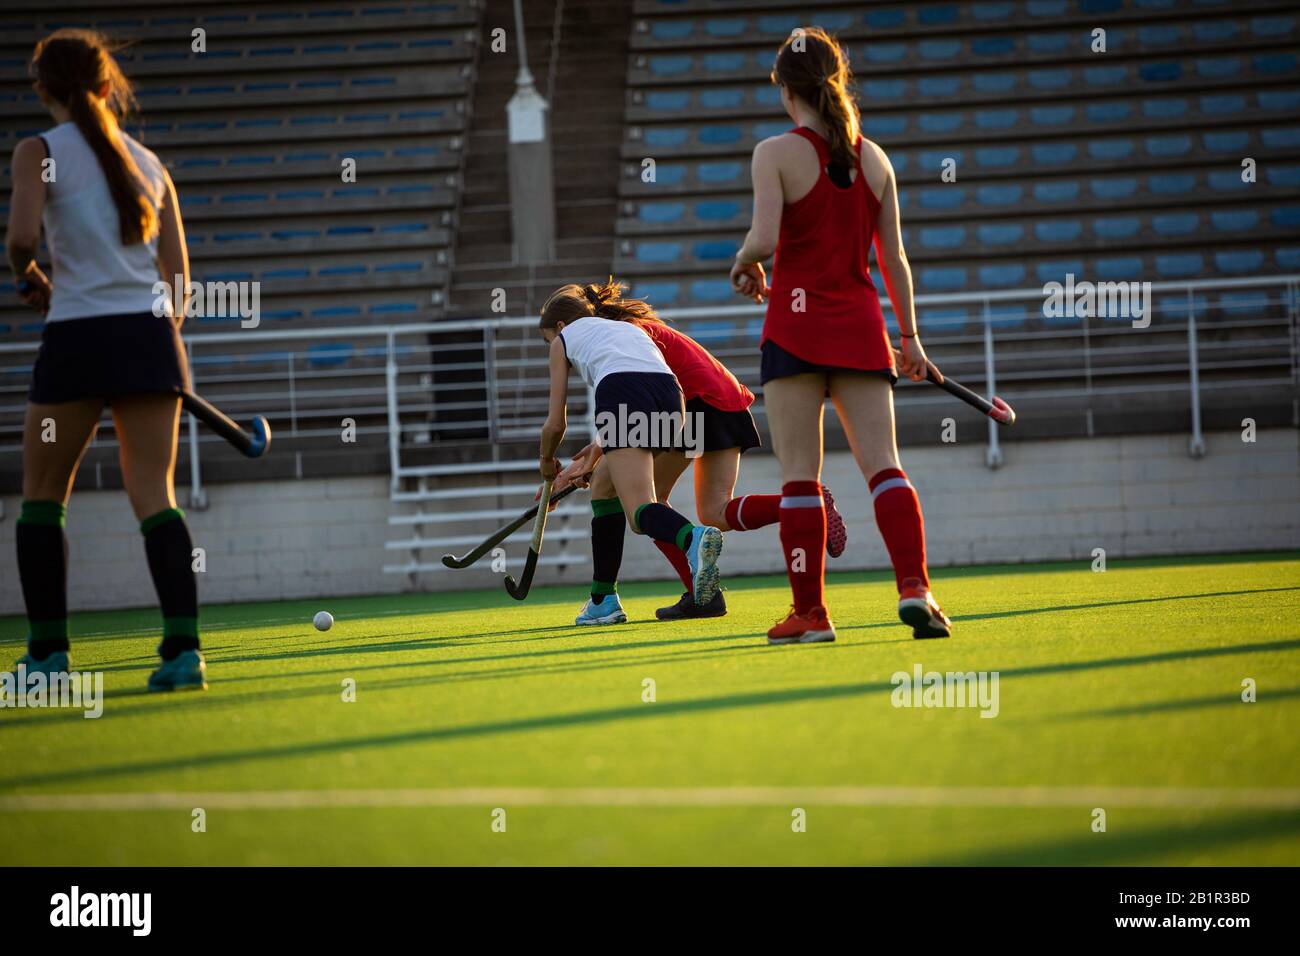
[440,471,593,570]
[504,479,552,600]
[895,351,1017,425]
[182,390,273,457]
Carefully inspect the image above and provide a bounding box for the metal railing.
[1,275,1296,503]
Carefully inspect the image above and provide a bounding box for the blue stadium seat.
[865,79,906,99]
[1029,68,1070,89]
[919,267,968,292]
[1202,130,1249,153]
[1155,253,1203,278]
[1271,206,1300,229]
[1035,220,1082,242]
[975,109,1018,130]
[973,73,1016,94]
[920,226,967,249]
[1196,57,1241,79]
[919,113,963,134]
[1151,213,1197,236]
[977,184,1019,206]
[1149,173,1195,196]
[1193,20,1237,41]
[1088,139,1134,161]
[639,203,684,225]
[1096,257,1144,281]
[1218,291,1268,315]
[1262,127,1300,148]
[1093,216,1140,239]
[919,188,966,211]
[1032,143,1077,165]
[1210,210,1258,232]
[975,146,1019,168]
[636,242,682,264]
[1034,181,1079,203]
[689,279,733,302]
[1090,178,1137,200]
[979,264,1025,287]
[1036,260,1085,286]
[918,77,960,98]
[692,240,737,262]
[978,224,1023,244]
[1277,248,1300,270]
[633,282,680,306]
[1214,250,1263,274]
[1145,134,1191,157]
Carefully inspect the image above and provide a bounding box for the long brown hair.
[31,29,158,246]
[771,26,861,169]
[540,277,664,330]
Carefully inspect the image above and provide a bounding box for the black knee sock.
[590,498,626,602]
[141,508,200,660]
[16,500,69,659]
[633,502,695,551]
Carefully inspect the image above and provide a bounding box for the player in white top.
[538,279,724,622]
[4,30,206,691]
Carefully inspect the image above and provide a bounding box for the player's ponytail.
[771,26,861,170]
[540,277,664,330]
[31,29,158,247]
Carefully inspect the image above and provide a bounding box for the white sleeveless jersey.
[40,122,171,322]
[558,317,672,389]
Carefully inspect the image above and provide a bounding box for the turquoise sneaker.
[575,594,628,626]
[686,526,724,605]
[7,650,70,680]
[147,649,207,692]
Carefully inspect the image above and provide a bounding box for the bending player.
[730,27,951,644]
[551,283,848,623]
[537,281,725,621]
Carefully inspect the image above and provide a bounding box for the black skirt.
[28,312,189,405]
[760,338,897,387]
[685,396,761,454]
[593,371,685,450]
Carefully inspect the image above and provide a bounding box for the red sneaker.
[898,578,951,639]
[822,484,847,558]
[767,605,836,645]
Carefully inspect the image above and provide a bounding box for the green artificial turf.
[1,553,1298,865]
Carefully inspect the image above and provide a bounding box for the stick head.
[246,416,272,457]
[990,396,1016,426]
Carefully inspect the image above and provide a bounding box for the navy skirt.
[28,312,189,405]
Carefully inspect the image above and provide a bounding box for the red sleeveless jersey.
[641,321,754,412]
[761,126,894,373]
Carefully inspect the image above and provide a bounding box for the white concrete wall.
[0,429,1296,614]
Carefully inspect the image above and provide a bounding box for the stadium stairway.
[444,0,633,318]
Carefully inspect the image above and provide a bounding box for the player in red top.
[552,279,847,622]
[729,27,951,644]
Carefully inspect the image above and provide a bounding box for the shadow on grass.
[911,809,1300,866]
[4,636,1299,788]
[1053,686,1300,721]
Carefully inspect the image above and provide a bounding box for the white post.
[385,329,402,492]
[1187,288,1207,458]
[186,340,207,509]
[983,299,1003,470]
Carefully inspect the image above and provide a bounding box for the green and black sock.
[590,498,625,604]
[141,508,200,661]
[16,500,69,660]
[633,502,694,552]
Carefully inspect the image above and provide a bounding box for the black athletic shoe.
[656,589,727,620]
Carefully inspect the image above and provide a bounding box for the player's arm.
[867,140,929,382]
[5,138,52,315]
[539,335,569,479]
[154,167,190,324]
[731,137,783,303]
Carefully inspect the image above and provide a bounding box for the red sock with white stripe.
[724,493,780,531]
[869,468,929,592]
[779,480,826,613]
[654,540,693,591]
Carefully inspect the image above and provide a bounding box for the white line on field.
[3,786,1299,812]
